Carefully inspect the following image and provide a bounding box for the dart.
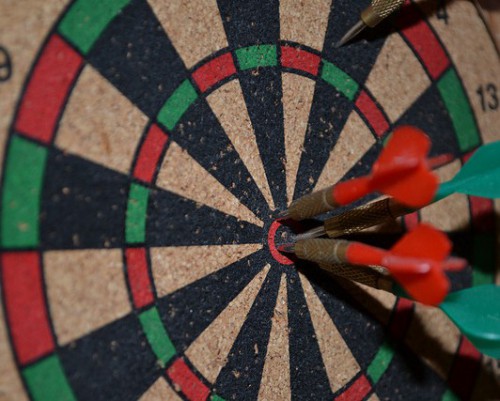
[336,0,405,48]
[281,224,466,306]
[297,141,500,240]
[281,126,438,221]
[320,264,500,358]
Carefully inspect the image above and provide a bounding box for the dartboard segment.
[364,34,431,123]
[314,111,376,192]
[139,378,182,401]
[58,313,161,401]
[44,249,130,345]
[206,81,275,211]
[415,0,500,145]
[257,273,290,401]
[280,0,332,204]
[150,244,263,297]
[218,1,287,209]
[420,160,470,231]
[156,250,267,352]
[184,264,270,384]
[299,273,361,392]
[156,141,263,227]
[56,65,148,174]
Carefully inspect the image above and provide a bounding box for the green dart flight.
[440,284,500,359]
[436,141,500,200]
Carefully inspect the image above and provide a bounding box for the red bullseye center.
[267,220,294,265]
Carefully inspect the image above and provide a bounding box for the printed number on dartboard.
[477,83,499,112]
[0,46,12,82]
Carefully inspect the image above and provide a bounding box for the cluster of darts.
[278,126,500,358]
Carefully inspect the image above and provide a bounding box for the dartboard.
[1,0,499,400]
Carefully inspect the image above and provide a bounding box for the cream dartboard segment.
[0,1,499,401]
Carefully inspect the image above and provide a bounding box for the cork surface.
[207,80,275,210]
[44,249,131,345]
[257,274,291,401]
[57,66,149,174]
[314,111,375,191]
[420,160,470,231]
[138,378,182,401]
[299,272,360,392]
[151,244,262,296]
[185,264,270,384]
[365,34,431,122]
[0,0,499,400]
[157,141,263,227]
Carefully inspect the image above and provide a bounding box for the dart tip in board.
[275,210,290,220]
[295,226,326,241]
[335,19,367,48]
[277,243,296,254]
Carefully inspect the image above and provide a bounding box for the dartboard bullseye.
[0,0,499,400]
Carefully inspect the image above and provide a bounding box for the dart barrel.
[295,238,350,265]
[318,263,394,291]
[362,0,405,27]
[324,197,411,237]
[287,186,338,220]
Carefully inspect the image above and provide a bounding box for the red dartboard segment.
[469,197,495,232]
[14,34,82,144]
[124,247,155,309]
[167,358,211,401]
[355,90,390,137]
[388,297,414,340]
[1,252,55,365]
[192,52,237,93]
[334,374,372,401]
[461,152,495,232]
[447,337,481,400]
[280,45,321,76]
[133,124,169,184]
[397,1,450,80]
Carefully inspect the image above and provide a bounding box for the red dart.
[333,126,439,208]
[346,224,466,306]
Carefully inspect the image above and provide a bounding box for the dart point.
[278,243,295,254]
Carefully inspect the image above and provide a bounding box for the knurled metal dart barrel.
[296,197,413,241]
[281,186,338,221]
[336,0,406,48]
[317,262,394,291]
[283,238,394,290]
